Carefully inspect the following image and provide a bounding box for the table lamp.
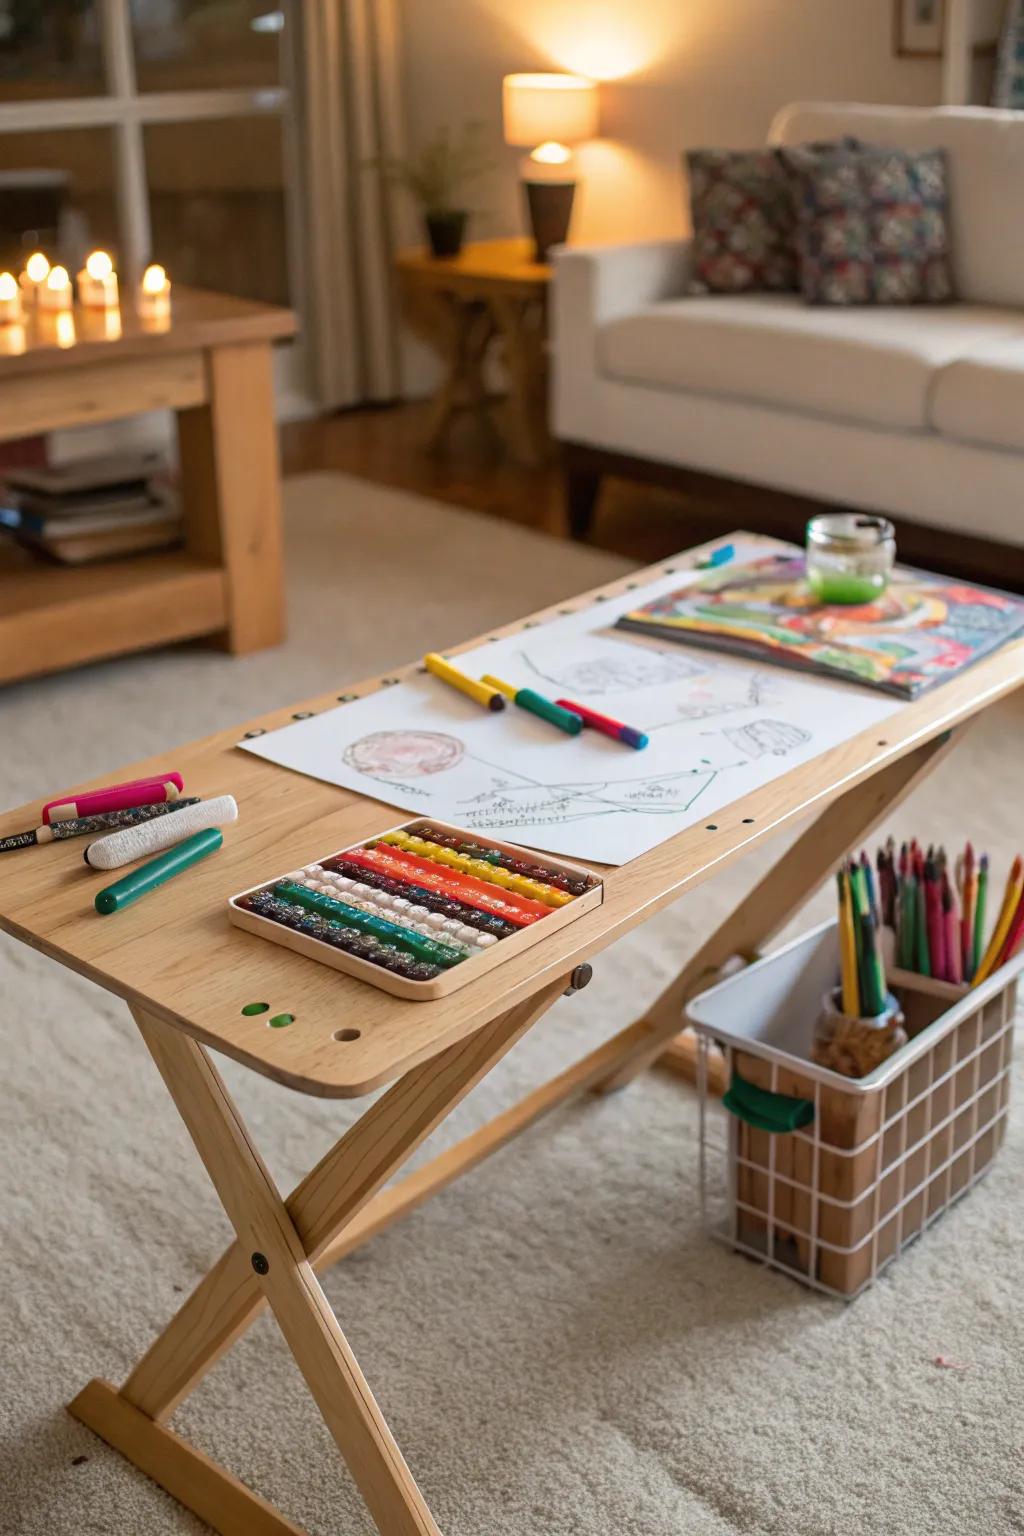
[502,72,599,261]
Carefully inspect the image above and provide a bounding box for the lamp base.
[523,179,576,263]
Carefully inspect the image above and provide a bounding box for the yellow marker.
[973,855,1023,986]
[423,652,506,713]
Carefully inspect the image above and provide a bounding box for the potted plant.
[379,123,493,258]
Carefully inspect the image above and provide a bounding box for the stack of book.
[0,451,181,565]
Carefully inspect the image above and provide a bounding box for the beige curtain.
[296,0,407,407]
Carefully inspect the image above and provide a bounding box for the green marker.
[94,827,223,914]
[480,674,583,736]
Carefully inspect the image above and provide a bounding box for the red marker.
[554,700,648,750]
[42,773,184,824]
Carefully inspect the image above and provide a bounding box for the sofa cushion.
[686,140,859,295]
[787,146,954,306]
[931,335,1024,452]
[769,103,1024,308]
[596,294,1023,431]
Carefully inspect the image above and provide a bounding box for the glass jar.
[805,513,896,605]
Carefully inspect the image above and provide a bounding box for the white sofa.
[553,103,1024,565]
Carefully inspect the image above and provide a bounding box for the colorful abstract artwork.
[616,554,1024,699]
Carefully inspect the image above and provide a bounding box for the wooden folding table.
[2,533,1022,1536]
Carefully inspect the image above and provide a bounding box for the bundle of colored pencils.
[874,838,1024,987]
[836,857,888,1018]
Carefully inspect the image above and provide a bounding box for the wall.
[400,0,945,246]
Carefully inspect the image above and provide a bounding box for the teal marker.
[94,827,223,914]
[480,674,583,736]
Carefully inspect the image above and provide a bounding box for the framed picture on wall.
[894,0,945,57]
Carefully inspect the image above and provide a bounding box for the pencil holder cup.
[813,988,908,1080]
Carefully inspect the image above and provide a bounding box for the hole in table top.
[269,1013,295,1028]
[241,1001,270,1016]
[292,711,314,720]
[337,693,358,702]
[334,1028,361,1042]
[705,824,718,831]
[742,818,754,824]
[877,739,889,746]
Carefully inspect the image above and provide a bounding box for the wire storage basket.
[689,921,1020,1299]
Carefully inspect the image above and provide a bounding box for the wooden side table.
[0,287,297,685]
[396,238,552,468]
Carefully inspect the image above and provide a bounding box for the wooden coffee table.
[2,532,1022,1535]
[0,287,296,684]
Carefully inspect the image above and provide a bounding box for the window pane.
[131,0,283,92]
[144,115,289,305]
[0,128,118,273]
[0,2,106,100]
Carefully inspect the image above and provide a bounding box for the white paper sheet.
[239,552,900,866]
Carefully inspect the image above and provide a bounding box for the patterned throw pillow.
[788,146,954,306]
[686,141,862,295]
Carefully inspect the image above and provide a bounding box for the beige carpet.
[2,473,1023,1536]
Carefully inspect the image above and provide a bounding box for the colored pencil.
[838,869,859,1017]
[973,855,989,979]
[860,912,886,1017]
[997,887,1024,968]
[961,843,976,980]
[973,855,1024,986]
[944,882,962,985]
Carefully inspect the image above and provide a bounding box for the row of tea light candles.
[0,252,171,326]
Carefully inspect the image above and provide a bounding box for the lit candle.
[77,249,119,310]
[19,250,50,305]
[138,263,171,320]
[0,271,23,325]
[37,264,73,312]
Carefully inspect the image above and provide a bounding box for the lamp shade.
[502,73,598,148]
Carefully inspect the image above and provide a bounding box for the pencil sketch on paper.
[239,546,901,863]
[519,646,705,696]
[453,765,732,831]
[722,720,813,758]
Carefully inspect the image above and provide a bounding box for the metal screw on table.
[251,1252,270,1275]
[563,963,593,996]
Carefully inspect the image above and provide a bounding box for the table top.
[0,286,297,378]
[396,238,551,296]
[2,531,1022,1100]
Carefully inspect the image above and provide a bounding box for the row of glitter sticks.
[241,825,596,983]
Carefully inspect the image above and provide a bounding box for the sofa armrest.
[551,240,692,442]
[553,238,692,330]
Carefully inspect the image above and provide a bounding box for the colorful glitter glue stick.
[85,795,237,870]
[94,827,222,914]
[44,772,184,824]
[423,653,506,713]
[361,843,551,920]
[0,797,199,855]
[480,675,583,736]
[378,830,573,907]
[275,881,465,966]
[342,846,540,926]
[554,700,648,751]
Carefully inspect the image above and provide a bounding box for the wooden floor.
[281,400,762,568]
[282,400,1021,585]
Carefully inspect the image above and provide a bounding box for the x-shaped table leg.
[70,978,568,1536]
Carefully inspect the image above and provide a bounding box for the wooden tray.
[227,817,604,1000]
